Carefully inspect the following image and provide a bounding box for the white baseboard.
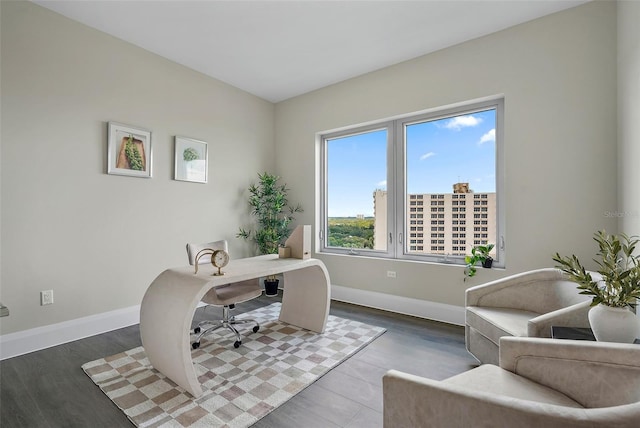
[1,287,462,361]
[0,305,141,361]
[331,285,465,326]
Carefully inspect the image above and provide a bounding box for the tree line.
[328,217,375,249]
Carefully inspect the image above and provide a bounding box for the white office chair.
[186,240,262,349]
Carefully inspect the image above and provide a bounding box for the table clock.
[194,248,229,276]
[211,249,229,276]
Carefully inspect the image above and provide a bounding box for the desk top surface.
[165,255,324,286]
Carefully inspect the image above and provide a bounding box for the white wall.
[0,1,275,335]
[275,1,618,307]
[618,0,640,237]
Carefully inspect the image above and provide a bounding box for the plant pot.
[482,257,493,269]
[588,304,639,343]
[264,278,279,297]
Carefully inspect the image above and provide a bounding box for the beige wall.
[618,0,640,237]
[275,1,618,306]
[1,1,630,337]
[0,1,275,335]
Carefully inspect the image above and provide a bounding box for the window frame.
[318,97,505,267]
[319,121,395,258]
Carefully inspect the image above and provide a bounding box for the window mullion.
[393,119,405,260]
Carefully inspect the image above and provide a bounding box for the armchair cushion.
[466,306,539,342]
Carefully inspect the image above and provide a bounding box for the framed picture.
[107,122,152,178]
[174,136,208,183]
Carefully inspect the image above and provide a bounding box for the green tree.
[327,217,375,249]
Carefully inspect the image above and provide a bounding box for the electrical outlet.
[40,290,54,306]
[387,270,396,278]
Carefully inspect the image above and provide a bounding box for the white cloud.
[377,180,387,187]
[420,152,436,160]
[444,115,482,130]
[479,129,495,145]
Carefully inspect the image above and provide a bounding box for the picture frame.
[107,122,152,178]
[174,136,208,183]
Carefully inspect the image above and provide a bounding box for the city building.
[374,183,496,256]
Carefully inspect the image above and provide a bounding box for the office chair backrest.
[186,240,228,265]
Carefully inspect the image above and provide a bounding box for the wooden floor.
[0,293,478,427]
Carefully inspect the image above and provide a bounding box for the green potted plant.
[464,243,495,279]
[237,172,303,296]
[553,230,640,342]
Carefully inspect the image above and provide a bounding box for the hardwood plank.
[332,357,390,387]
[289,383,363,426]
[345,406,383,428]
[0,363,51,428]
[314,370,383,410]
[252,394,342,428]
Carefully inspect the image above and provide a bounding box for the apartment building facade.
[374,183,496,257]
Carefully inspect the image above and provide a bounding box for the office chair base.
[192,340,242,350]
[191,305,260,350]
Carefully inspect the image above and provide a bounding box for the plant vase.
[482,257,493,269]
[264,278,279,297]
[588,304,639,343]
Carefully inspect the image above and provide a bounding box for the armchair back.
[467,268,589,314]
[500,337,640,408]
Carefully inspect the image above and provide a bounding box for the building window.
[319,98,503,266]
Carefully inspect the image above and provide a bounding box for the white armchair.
[383,336,640,428]
[465,268,591,364]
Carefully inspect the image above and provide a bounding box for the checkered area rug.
[82,303,385,427]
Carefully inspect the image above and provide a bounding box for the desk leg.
[279,264,331,333]
[140,270,207,398]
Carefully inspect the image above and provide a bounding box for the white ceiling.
[33,0,589,103]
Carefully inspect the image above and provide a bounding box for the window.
[320,98,503,265]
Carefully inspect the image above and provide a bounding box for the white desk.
[139,255,331,398]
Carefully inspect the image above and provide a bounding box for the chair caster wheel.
[234,341,241,348]
[194,327,201,334]
[253,325,260,333]
[192,342,200,350]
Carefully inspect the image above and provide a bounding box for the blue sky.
[327,109,496,217]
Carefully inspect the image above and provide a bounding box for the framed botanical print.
[107,122,152,178]
[174,136,208,183]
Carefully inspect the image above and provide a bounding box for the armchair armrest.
[527,301,591,337]
[465,268,563,308]
[382,370,609,428]
[382,369,635,428]
[499,336,640,407]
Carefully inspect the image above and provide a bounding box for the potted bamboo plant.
[237,172,302,296]
[553,230,640,343]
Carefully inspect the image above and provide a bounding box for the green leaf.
[237,173,303,255]
[553,230,640,308]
